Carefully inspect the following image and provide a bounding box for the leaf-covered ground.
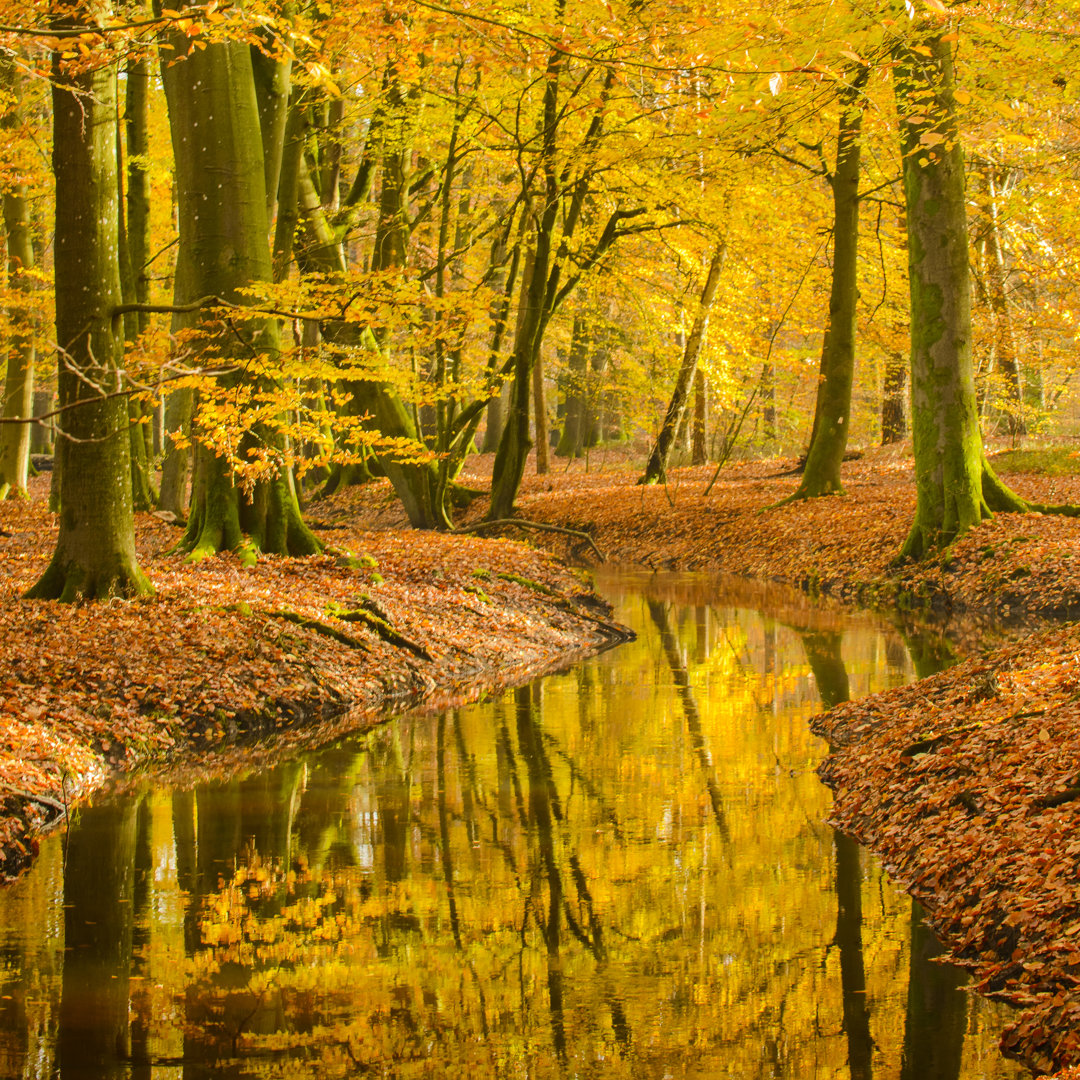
[0,476,628,879]
[6,448,1080,1074]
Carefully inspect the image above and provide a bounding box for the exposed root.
[453,517,605,562]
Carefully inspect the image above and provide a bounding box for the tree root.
[553,598,636,643]
[453,518,605,561]
[1036,787,1080,809]
[901,721,986,757]
[0,782,66,818]
[333,606,433,660]
[265,610,371,650]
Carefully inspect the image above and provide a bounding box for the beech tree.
[27,13,151,600]
[893,19,1030,558]
[158,27,319,560]
[787,66,868,501]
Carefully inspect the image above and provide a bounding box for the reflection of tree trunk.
[372,728,410,883]
[58,799,142,1077]
[437,712,463,948]
[800,630,850,710]
[898,626,957,681]
[900,900,967,1080]
[238,763,303,867]
[129,797,154,1080]
[799,628,873,1079]
[647,599,728,839]
[835,831,874,1080]
[515,684,567,1062]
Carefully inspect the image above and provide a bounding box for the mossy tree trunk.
[118,65,156,511]
[283,101,449,529]
[27,30,151,600]
[0,59,35,501]
[894,26,1034,560]
[160,33,318,560]
[640,240,725,485]
[788,67,867,500]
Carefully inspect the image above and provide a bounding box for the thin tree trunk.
[533,343,550,475]
[788,67,868,500]
[117,80,156,511]
[555,314,590,458]
[982,164,1023,440]
[691,368,707,466]
[881,351,907,444]
[157,387,192,518]
[640,240,725,484]
[0,60,34,500]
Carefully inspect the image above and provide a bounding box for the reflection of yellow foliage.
[121,589,1017,1079]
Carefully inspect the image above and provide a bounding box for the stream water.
[0,570,1029,1079]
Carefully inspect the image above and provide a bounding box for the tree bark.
[640,240,725,484]
[117,78,156,512]
[691,368,707,466]
[980,163,1024,440]
[894,26,1028,559]
[160,34,318,560]
[788,68,867,500]
[27,26,151,600]
[881,350,907,444]
[0,59,35,500]
[555,314,590,458]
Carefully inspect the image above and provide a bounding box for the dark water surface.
[0,571,1027,1079]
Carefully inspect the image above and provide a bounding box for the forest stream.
[0,570,1031,1079]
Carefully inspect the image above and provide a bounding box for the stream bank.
[0,477,630,881]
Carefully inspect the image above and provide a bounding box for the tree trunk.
[980,163,1024,440]
[881,350,907,444]
[788,68,867,500]
[0,59,35,500]
[251,39,292,221]
[533,342,550,475]
[117,82,156,512]
[292,108,448,528]
[894,26,1029,559]
[555,314,590,458]
[691,368,707,466]
[27,29,151,600]
[157,387,192,518]
[29,389,53,454]
[160,34,318,560]
[640,240,725,484]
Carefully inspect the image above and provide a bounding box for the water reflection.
[0,571,1025,1079]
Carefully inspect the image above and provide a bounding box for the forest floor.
[6,444,1080,1073]
[0,474,630,880]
